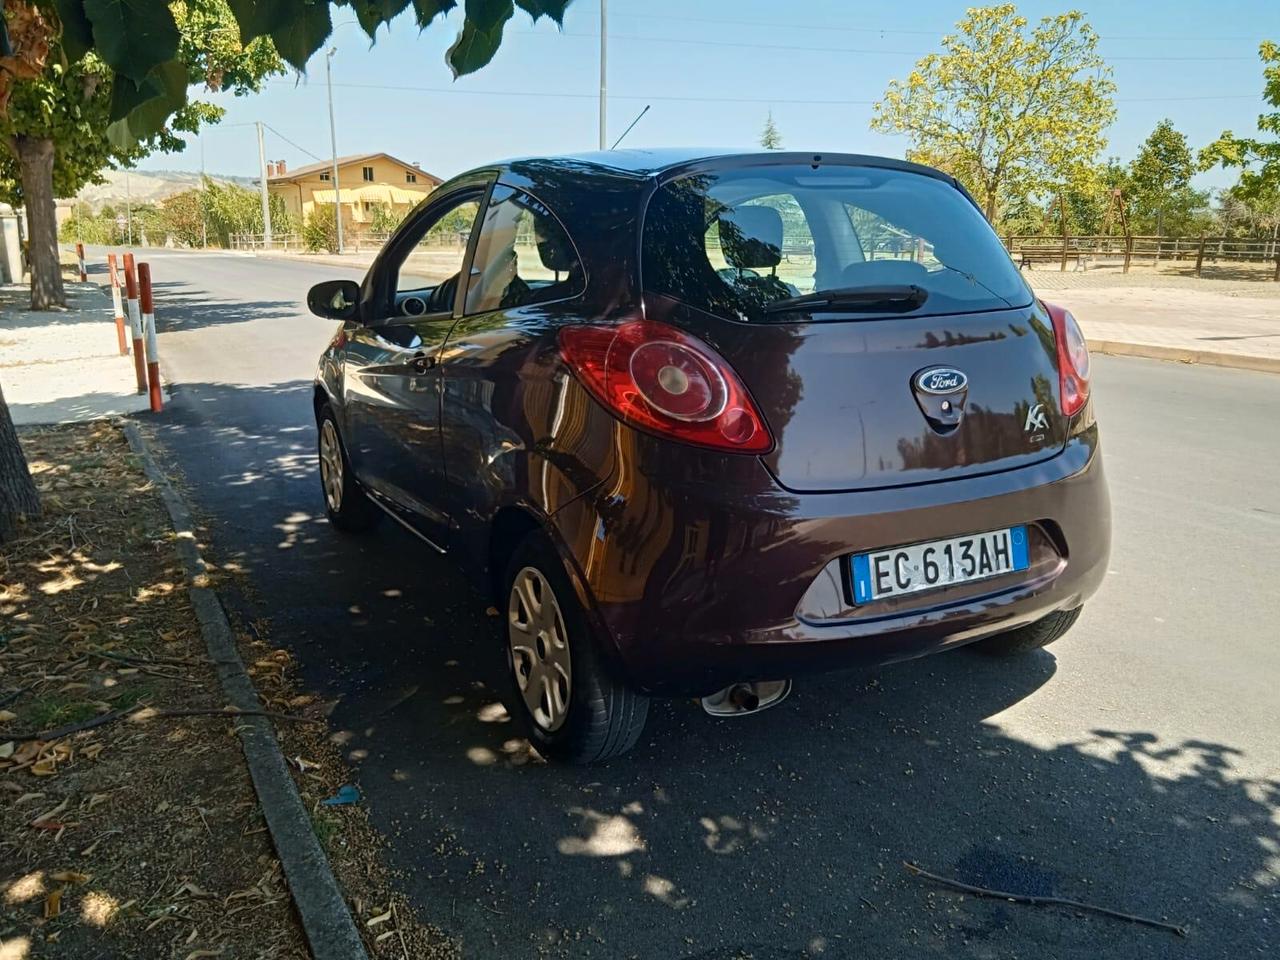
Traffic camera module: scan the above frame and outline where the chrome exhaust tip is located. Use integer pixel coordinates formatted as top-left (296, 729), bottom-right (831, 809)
top-left (700, 679), bottom-right (792, 717)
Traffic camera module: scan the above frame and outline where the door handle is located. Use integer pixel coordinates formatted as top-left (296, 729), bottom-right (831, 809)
top-left (410, 352), bottom-right (435, 374)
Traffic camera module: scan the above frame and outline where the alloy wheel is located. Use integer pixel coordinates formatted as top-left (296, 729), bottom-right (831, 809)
top-left (319, 418), bottom-right (344, 513)
top-left (507, 566), bottom-right (572, 732)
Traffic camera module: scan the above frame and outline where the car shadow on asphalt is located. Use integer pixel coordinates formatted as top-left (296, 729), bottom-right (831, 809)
top-left (150, 379), bottom-right (1279, 960)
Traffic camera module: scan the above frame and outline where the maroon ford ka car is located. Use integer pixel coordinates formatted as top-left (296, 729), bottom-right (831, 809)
top-left (309, 149), bottom-right (1111, 762)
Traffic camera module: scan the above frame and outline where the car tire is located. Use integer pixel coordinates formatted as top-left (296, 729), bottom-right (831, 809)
top-left (503, 534), bottom-right (649, 764)
top-left (317, 404), bottom-right (381, 534)
top-left (971, 606), bottom-right (1082, 656)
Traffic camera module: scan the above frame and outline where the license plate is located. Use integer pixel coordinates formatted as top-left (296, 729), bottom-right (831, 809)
top-left (850, 526), bottom-right (1029, 604)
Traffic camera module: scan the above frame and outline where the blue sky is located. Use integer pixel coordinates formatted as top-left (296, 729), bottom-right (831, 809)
top-left (143, 0), bottom-right (1280, 194)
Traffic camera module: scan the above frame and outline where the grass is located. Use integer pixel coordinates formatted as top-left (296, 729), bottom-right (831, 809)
top-left (24, 695), bottom-right (99, 731)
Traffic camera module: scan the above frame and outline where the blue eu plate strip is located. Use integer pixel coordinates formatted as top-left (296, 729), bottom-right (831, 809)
top-left (851, 553), bottom-right (872, 605)
top-left (1010, 524), bottom-right (1029, 571)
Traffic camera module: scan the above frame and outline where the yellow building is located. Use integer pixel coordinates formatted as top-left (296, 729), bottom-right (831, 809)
top-left (266, 153), bottom-right (441, 234)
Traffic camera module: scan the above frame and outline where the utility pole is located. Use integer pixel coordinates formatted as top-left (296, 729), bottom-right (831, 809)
top-left (125, 171), bottom-right (132, 245)
top-left (598, 0), bottom-right (607, 150)
top-left (256, 120), bottom-right (273, 248)
top-left (326, 48), bottom-right (345, 254)
top-left (199, 132), bottom-right (208, 249)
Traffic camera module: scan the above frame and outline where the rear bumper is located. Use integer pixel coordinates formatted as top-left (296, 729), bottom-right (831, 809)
top-left (557, 428), bottom-right (1110, 697)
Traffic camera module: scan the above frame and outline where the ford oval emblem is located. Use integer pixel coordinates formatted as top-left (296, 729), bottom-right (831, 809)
top-left (915, 367), bottom-right (969, 395)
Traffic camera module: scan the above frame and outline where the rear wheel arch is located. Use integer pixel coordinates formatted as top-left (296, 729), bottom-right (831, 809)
top-left (489, 505), bottom-right (544, 604)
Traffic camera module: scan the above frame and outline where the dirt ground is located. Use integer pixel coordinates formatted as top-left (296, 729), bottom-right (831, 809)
top-left (0, 421), bottom-right (457, 959)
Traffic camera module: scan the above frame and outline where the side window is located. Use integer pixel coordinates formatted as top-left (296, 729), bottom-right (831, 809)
top-left (464, 187), bottom-right (584, 315)
top-left (394, 197), bottom-right (480, 294)
top-left (845, 203), bottom-right (942, 268)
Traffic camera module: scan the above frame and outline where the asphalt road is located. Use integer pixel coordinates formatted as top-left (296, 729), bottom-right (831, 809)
top-left (108, 249), bottom-right (1280, 959)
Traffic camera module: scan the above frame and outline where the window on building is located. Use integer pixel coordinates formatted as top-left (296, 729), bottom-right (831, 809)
top-left (405, 172), bottom-right (417, 184)
top-left (464, 186), bottom-right (584, 314)
top-left (362, 166), bottom-right (374, 182)
top-left (319, 171), bottom-right (331, 181)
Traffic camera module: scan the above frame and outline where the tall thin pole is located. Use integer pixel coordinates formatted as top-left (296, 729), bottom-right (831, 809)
top-left (326, 49), bottom-right (345, 255)
top-left (125, 172), bottom-right (132, 245)
top-left (199, 132), bottom-right (208, 249)
top-left (256, 121), bottom-right (273, 248)
top-left (598, 0), bottom-right (607, 150)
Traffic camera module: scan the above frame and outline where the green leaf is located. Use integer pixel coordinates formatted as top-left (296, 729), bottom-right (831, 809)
top-left (347, 0), bottom-right (413, 39)
top-left (271, 2), bottom-right (335, 71)
top-left (447, 0), bottom-right (513, 77)
top-left (105, 59), bottom-right (190, 149)
top-left (53, 0), bottom-right (96, 63)
top-left (83, 0), bottom-right (181, 82)
top-left (412, 0), bottom-right (458, 28)
top-left (227, 0), bottom-right (305, 43)
top-left (514, 0), bottom-right (570, 24)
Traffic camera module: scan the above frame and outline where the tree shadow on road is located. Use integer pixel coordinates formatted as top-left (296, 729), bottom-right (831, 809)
top-left (148, 379), bottom-right (1280, 960)
top-left (148, 280), bottom-right (300, 331)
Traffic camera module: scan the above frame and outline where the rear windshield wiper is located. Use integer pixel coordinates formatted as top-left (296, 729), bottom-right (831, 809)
top-left (763, 284), bottom-right (928, 315)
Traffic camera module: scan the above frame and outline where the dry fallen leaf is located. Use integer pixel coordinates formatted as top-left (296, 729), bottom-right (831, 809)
top-left (44, 887), bottom-right (63, 919)
top-left (366, 907), bottom-right (393, 928)
top-left (0, 709), bottom-right (17, 722)
top-left (52, 870), bottom-right (91, 884)
top-left (0, 741), bottom-right (14, 759)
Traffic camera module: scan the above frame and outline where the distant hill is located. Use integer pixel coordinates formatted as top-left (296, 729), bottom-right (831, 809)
top-left (65, 169), bottom-right (258, 210)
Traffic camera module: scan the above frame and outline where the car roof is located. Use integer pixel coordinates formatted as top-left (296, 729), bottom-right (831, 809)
top-left (478, 148), bottom-right (955, 183)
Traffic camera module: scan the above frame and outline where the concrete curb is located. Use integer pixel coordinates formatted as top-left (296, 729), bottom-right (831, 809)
top-left (121, 421), bottom-right (368, 960)
top-left (1087, 339), bottom-right (1280, 375)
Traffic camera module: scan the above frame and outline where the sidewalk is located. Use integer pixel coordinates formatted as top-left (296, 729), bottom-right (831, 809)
top-left (1028, 272), bottom-right (1280, 373)
top-left (1, 282), bottom-right (151, 425)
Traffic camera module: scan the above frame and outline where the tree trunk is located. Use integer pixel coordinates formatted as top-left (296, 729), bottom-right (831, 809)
top-left (0, 380), bottom-right (41, 543)
top-left (15, 135), bottom-right (65, 310)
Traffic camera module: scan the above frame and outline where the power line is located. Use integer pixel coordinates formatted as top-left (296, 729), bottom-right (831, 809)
top-left (262, 123), bottom-right (324, 162)
top-left (279, 80), bottom-right (1259, 106)
top-left (538, 31), bottom-right (1257, 62)
top-left (588, 12), bottom-right (1266, 44)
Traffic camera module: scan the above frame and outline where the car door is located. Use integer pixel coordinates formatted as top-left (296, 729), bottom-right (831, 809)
top-left (342, 182), bottom-right (490, 549)
top-left (434, 184), bottom-right (589, 525)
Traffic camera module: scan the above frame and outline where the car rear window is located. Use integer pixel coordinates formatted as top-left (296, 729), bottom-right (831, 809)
top-left (641, 162), bottom-right (1032, 322)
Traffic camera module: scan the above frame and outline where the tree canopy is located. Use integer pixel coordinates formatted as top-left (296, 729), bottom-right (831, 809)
top-left (1200, 40), bottom-right (1280, 203)
top-left (0, 1), bottom-right (573, 149)
top-left (1125, 119), bottom-right (1208, 235)
top-left (870, 4), bottom-right (1115, 222)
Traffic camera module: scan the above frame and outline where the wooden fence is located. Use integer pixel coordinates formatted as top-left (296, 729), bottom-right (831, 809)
top-left (1001, 234), bottom-right (1280, 279)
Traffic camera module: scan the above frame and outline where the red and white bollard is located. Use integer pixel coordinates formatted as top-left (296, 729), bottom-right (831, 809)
top-left (138, 262), bottom-right (163, 413)
top-left (107, 253), bottom-right (129, 356)
top-left (122, 253), bottom-right (147, 395)
top-left (75, 242), bottom-right (87, 282)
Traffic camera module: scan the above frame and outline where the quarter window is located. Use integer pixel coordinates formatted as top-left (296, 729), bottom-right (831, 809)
top-left (406, 172), bottom-right (417, 184)
top-left (464, 187), bottom-right (584, 314)
top-left (319, 170), bottom-right (331, 181)
top-left (362, 166), bottom-right (374, 182)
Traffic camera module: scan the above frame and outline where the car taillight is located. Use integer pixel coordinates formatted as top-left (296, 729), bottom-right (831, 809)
top-left (1045, 302), bottom-right (1090, 417)
top-left (558, 319), bottom-right (773, 453)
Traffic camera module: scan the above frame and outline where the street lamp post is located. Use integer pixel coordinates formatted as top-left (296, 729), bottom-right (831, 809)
top-left (598, 0), bottom-right (607, 150)
top-left (326, 48), bottom-right (345, 255)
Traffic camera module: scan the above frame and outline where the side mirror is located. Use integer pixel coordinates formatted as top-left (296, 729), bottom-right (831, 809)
top-left (307, 279), bottom-right (360, 321)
